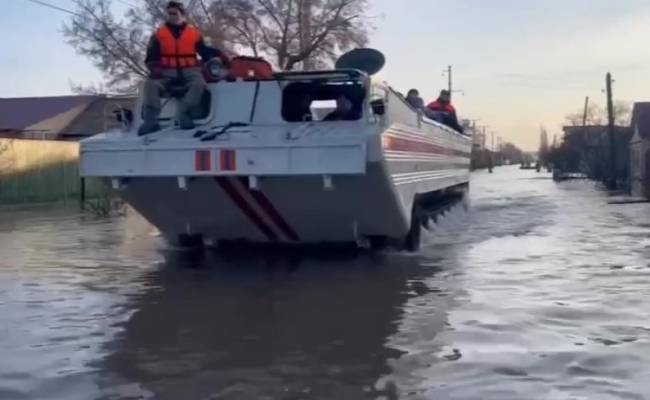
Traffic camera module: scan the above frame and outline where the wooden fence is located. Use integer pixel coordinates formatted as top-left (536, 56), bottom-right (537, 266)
top-left (0, 138), bottom-right (103, 204)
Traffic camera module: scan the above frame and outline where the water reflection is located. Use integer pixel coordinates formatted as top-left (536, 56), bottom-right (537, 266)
top-left (0, 203), bottom-right (456, 399)
top-left (96, 249), bottom-right (450, 400)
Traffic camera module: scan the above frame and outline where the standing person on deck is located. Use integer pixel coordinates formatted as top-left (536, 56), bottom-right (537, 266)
top-left (139, 1), bottom-right (227, 135)
top-left (426, 90), bottom-right (463, 133)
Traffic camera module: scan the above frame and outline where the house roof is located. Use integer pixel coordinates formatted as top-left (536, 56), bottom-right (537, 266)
top-left (0, 95), bottom-right (96, 131)
top-left (631, 102), bottom-right (650, 139)
top-left (60, 97), bottom-right (135, 138)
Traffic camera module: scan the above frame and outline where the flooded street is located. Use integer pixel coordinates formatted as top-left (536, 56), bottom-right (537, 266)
top-left (2, 166), bottom-right (650, 400)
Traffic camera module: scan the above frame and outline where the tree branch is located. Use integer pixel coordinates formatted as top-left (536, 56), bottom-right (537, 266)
top-left (73, 0), bottom-right (148, 76)
top-left (255, 0), bottom-right (285, 31)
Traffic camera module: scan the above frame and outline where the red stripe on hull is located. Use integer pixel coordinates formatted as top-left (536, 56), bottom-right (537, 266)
top-left (383, 136), bottom-right (470, 158)
top-left (215, 177), bottom-right (278, 241)
top-left (239, 177), bottom-right (300, 242)
top-left (195, 150), bottom-right (211, 171)
top-left (220, 150), bottom-right (237, 171)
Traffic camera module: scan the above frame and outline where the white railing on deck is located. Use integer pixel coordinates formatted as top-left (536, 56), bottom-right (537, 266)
top-left (385, 87), bottom-right (420, 129)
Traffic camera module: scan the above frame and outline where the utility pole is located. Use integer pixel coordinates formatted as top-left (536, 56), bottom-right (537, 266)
top-left (579, 96), bottom-right (590, 175)
top-left (497, 136), bottom-right (502, 166)
top-left (488, 129), bottom-right (495, 173)
top-left (468, 119), bottom-right (480, 136)
top-left (482, 126), bottom-right (487, 149)
top-left (442, 65), bottom-right (456, 100)
top-left (606, 73), bottom-right (617, 189)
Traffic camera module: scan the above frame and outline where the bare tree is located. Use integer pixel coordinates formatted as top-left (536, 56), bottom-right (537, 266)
top-left (64, 0), bottom-right (370, 92)
top-left (499, 142), bottom-right (525, 165)
top-left (210, 0), bottom-right (370, 70)
top-left (613, 100), bottom-right (632, 126)
top-left (539, 126), bottom-right (549, 162)
top-left (63, 0), bottom-right (152, 93)
top-left (564, 101), bottom-right (632, 127)
top-left (564, 103), bottom-right (605, 126)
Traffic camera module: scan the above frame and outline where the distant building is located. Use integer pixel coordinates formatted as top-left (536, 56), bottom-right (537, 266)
top-left (472, 130), bottom-right (486, 151)
top-left (465, 125), bottom-right (490, 170)
top-left (0, 95), bottom-right (135, 141)
top-left (629, 102), bottom-right (650, 198)
top-left (562, 125), bottom-right (632, 182)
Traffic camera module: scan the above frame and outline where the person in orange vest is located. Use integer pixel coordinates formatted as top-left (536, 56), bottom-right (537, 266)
top-left (139, 1), bottom-right (226, 135)
top-left (426, 90), bottom-right (463, 133)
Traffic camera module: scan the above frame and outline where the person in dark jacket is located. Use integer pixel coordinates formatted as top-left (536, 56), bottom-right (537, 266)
top-left (324, 95), bottom-right (357, 121)
top-left (405, 88), bottom-right (425, 111)
top-left (139, 1), bottom-right (226, 135)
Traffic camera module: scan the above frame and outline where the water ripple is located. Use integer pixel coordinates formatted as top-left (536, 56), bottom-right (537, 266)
top-left (2, 169), bottom-right (650, 399)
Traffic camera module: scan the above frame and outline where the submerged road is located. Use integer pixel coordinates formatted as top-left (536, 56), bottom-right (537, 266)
top-left (1, 166), bottom-right (650, 399)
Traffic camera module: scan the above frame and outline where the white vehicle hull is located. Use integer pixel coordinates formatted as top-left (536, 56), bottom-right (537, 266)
top-left (80, 75), bottom-right (471, 247)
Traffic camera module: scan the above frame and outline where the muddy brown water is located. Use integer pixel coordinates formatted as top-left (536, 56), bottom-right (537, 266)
top-left (1, 167), bottom-right (650, 399)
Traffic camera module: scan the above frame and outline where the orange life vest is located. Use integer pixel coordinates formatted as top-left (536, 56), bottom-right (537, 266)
top-left (156, 24), bottom-right (200, 69)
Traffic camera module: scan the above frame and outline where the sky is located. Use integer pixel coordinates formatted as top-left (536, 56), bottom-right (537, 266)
top-left (3, 0), bottom-right (650, 150)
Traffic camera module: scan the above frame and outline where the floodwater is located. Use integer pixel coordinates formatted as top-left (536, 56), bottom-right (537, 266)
top-left (2, 166), bottom-right (650, 400)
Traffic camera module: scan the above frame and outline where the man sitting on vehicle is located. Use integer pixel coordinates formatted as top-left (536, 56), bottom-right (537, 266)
top-left (139, 1), bottom-right (227, 135)
top-left (426, 90), bottom-right (463, 133)
top-left (323, 95), bottom-right (358, 121)
top-left (405, 88), bottom-right (425, 111)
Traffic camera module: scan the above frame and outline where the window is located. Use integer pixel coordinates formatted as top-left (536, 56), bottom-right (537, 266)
top-left (282, 81), bottom-right (365, 122)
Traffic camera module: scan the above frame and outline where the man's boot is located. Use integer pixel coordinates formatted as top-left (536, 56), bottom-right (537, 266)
top-left (138, 106), bottom-right (161, 136)
top-left (178, 102), bottom-right (196, 130)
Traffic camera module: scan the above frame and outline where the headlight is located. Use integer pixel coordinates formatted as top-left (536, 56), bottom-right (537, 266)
top-left (206, 59), bottom-right (228, 80)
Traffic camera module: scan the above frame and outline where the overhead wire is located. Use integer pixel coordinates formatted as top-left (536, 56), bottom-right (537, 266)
top-left (23, 0), bottom-right (79, 15)
top-left (25, 0), bottom-right (149, 76)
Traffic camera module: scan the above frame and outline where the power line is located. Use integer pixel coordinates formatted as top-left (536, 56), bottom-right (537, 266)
top-left (25, 0), bottom-right (148, 75)
top-left (25, 0), bottom-right (141, 15)
top-left (23, 0), bottom-right (79, 16)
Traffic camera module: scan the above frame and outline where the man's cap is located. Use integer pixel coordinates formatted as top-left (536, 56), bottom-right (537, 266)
top-left (440, 89), bottom-right (450, 96)
top-left (166, 1), bottom-right (186, 14)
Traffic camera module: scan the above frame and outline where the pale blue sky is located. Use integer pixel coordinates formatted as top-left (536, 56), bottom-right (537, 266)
top-left (3, 0), bottom-right (650, 149)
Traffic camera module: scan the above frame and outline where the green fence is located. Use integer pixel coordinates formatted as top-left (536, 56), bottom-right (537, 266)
top-left (0, 139), bottom-right (104, 205)
top-left (0, 161), bottom-right (106, 204)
